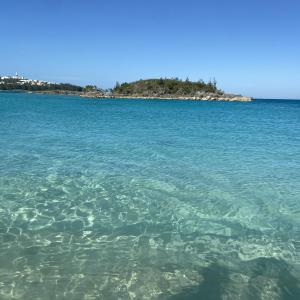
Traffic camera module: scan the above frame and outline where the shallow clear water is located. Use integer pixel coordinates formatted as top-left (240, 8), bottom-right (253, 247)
top-left (0, 92), bottom-right (299, 299)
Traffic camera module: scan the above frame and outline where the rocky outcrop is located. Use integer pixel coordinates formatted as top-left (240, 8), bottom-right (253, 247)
top-left (109, 79), bottom-right (252, 102)
top-left (96, 93), bottom-right (252, 102)
top-left (36, 90), bottom-right (251, 102)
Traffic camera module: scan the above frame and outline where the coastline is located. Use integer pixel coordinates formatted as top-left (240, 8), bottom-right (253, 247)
top-left (0, 89), bottom-right (252, 102)
top-left (0, 77), bottom-right (252, 102)
top-left (31, 90), bottom-right (252, 102)
top-left (100, 95), bottom-right (252, 102)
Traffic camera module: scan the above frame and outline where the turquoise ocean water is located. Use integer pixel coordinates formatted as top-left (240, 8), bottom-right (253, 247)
top-left (0, 92), bottom-right (299, 299)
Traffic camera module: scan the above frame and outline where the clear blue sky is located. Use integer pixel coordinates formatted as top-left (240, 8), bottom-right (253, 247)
top-left (1, 0), bottom-right (300, 99)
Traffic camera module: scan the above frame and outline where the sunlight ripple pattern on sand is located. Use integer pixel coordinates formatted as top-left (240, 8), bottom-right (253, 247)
top-left (0, 93), bottom-right (299, 299)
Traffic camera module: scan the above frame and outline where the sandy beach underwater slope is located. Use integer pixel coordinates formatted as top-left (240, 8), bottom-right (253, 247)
top-left (0, 93), bottom-right (299, 299)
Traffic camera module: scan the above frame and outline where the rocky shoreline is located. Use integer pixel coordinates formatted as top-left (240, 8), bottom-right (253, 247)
top-left (32, 90), bottom-right (252, 102)
top-left (103, 94), bottom-right (252, 102)
top-left (80, 92), bottom-right (252, 102)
